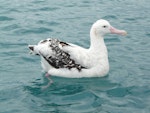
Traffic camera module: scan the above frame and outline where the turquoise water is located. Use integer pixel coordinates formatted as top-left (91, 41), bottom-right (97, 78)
top-left (0, 0), bottom-right (150, 112)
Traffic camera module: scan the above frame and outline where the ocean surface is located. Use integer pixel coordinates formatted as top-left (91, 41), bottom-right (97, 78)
top-left (0, 0), bottom-right (150, 113)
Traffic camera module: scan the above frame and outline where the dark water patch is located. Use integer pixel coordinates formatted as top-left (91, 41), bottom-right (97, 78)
top-left (32, 0), bottom-right (45, 4)
top-left (125, 17), bottom-right (136, 21)
top-left (24, 85), bottom-right (42, 95)
top-left (124, 17), bottom-right (139, 24)
top-left (50, 85), bottom-right (84, 96)
top-left (39, 7), bottom-right (59, 11)
top-left (146, 33), bottom-right (150, 37)
top-left (65, 4), bottom-right (75, 7)
top-left (0, 16), bottom-right (14, 21)
top-left (23, 78), bottom-right (45, 95)
top-left (82, 0), bottom-right (91, 3)
top-left (8, 8), bottom-right (21, 13)
top-left (107, 87), bottom-right (130, 97)
top-left (37, 20), bottom-right (60, 26)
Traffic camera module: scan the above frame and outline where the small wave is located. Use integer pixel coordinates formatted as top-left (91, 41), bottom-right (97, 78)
top-left (37, 20), bottom-right (60, 26)
top-left (0, 16), bottom-right (14, 21)
top-left (39, 7), bottom-right (59, 11)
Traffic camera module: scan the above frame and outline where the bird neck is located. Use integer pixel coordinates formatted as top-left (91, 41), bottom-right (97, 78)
top-left (89, 27), bottom-right (107, 53)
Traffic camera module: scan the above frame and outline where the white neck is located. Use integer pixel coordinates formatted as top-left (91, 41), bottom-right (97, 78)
top-left (89, 27), bottom-right (107, 54)
top-left (88, 26), bottom-right (109, 72)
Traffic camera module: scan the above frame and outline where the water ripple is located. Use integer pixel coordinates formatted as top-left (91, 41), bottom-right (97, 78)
top-left (37, 20), bottom-right (60, 26)
top-left (38, 7), bottom-right (59, 11)
top-left (0, 16), bottom-right (14, 21)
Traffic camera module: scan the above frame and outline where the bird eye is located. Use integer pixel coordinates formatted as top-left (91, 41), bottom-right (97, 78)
top-left (103, 25), bottom-right (107, 28)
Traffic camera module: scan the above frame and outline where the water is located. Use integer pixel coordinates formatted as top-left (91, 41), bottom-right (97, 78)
top-left (0, 0), bottom-right (150, 112)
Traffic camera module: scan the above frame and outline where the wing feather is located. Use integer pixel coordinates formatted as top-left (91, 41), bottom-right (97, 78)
top-left (39, 38), bottom-right (86, 71)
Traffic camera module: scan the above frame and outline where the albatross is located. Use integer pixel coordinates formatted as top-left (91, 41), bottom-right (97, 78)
top-left (28, 19), bottom-right (127, 85)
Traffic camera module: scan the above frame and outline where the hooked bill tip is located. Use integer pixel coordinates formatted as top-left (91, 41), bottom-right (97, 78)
top-left (121, 31), bottom-right (127, 36)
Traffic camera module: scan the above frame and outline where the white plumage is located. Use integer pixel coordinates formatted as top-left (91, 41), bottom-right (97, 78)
top-left (29, 19), bottom-right (127, 79)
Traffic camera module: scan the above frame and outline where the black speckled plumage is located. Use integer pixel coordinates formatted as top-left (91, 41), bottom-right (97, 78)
top-left (39, 38), bottom-right (86, 71)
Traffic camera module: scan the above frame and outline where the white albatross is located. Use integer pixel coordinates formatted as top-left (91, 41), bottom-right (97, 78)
top-left (28, 19), bottom-right (127, 85)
